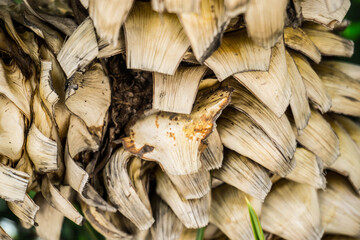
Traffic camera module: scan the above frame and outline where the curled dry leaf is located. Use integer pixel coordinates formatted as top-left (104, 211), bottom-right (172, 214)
top-left (80, 201), bottom-right (132, 240)
top-left (155, 169), bottom-right (210, 228)
top-left (7, 194), bottom-right (39, 227)
top-left (150, 195), bottom-right (184, 240)
top-left (124, 1), bottom-right (190, 75)
top-left (217, 108), bottom-right (295, 177)
top-left (34, 187), bottom-right (71, 240)
top-left (0, 163), bottom-right (29, 202)
top-left (153, 65), bottom-right (207, 114)
top-left (122, 87), bottom-right (232, 175)
top-left (234, 39), bottom-right (291, 117)
top-left (152, 0), bottom-right (201, 13)
top-left (89, 0), bottom-right (134, 45)
top-left (319, 172), bottom-right (360, 237)
top-left (97, 29), bottom-right (126, 58)
top-left (303, 27), bottom-right (354, 58)
top-left (178, 0), bottom-right (230, 63)
top-left (65, 63), bottom-right (111, 138)
top-left (326, 118), bottom-right (360, 193)
top-left (205, 29), bottom-right (271, 81)
top-left (224, 78), bottom-right (296, 160)
top-left (0, 60), bottom-right (32, 119)
top-left (322, 61), bottom-right (360, 81)
top-left (210, 184), bottom-right (262, 240)
top-left (0, 226), bottom-right (12, 240)
top-left (167, 165), bottom-right (211, 200)
top-left (334, 115), bottom-right (360, 147)
top-left (314, 64), bottom-right (360, 117)
top-left (41, 176), bottom-right (83, 225)
top-left (224, 0), bottom-right (248, 17)
top-left (213, 149), bottom-right (271, 201)
top-left (285, 51), bottom-right (311, 132)
top-left (26, 123), bottom-right (58, 173)
top-left (22, 12), bottom-right (64, 55)
top-left (286, 148), bottom-right (326, 189)
top-left (104, 147), bottom-right (154, 230)
top-left (299, 0), bottom-right (350, 28)
top-left (0, 95), bottom-right (24, 161)
top-left (290, 51), bottom-right (332, 113)
top-left (200, 129), bottom-right (223, 170)
top-left (245, 0), bottom-right (288, 48)
top-left (57, 17), bottom-right (98, 79)
top-left (284, 27), bottom-right (322, 64)
top-left (261, 179), bottom-right (324, 240)
top-left (296, 109), bottom-right (339, 166)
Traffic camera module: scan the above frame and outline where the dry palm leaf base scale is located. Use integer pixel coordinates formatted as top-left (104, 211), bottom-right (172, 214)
top-left (0, 0), bottom-right (359, 240)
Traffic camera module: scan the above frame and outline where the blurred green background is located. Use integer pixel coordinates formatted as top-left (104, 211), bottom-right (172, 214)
top-left (1, 0), bottom-right (360, 239)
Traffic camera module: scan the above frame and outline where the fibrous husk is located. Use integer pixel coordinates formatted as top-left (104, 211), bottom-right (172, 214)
top-left (124, 1), bottom-right (190, 75)
top-left (322, 61), bottom-right (360, 81)
top-left (155, 169), bottom-right (210, 228)
top-left (150, 195), bottom-right (184, 240)
top-left (284, 27), bottom-right (321, 63)
top-left (104, 147), bottom-right (154, 230)
top-left (65, 63), bottom-right (111, 138)
top-left (0, 60), bottom-right (32, 119)
top-left (80, 201), bottom-right (132, 240)
top-left (286, 147), bottom-right (325, 189)
top-left (41, 176), bottom-right (83, 225)
top-left (0, 95), bottom-right (25, 161)
top-left (204, 29), bottom-right (271, 81)
top-left (122, 87), bottom-right (232, 175)
top-left (178, 0), bottom-right (230, 63)
top-left (7, 194), bottom-right (39, 227)
top-left (319, 172), bottom-right (360, 237)
top-left (326, 118), bottom-right (360, 193)
top-left (261, 179), bottom-right (324, 240)
top-left (210, 184), bottom-right (262, 240)
top-left (314, 63), bottom-right (360, 117)
top-left (245, 0), bottom-right (288, 48)
top-left (224, 0), bottom-right (248, 17)
top-left (333, 115), bottom-right (360, 147)
top-left (167, 165), bottom-right (210, 200)
top-left (291, 51), bottom-right (331, 113)
top-left (213, 149), bottom-right (272, 200)
top-left (26, 123), bottom-right (58, 173)
top-left (57, 17), bottom-right (98, 79)
top-left (0, 226), bottom-right (12, 240)
top-left (89, 0), bottom-right (133, 46)
top-left (0, 163), bottom-right (29, 202)
top-left (200, 129), bottom-right (223, 170)
top-left (217, 108), bottom-right (295, 177)
top-left (299, 0), bottom-right (350, 28)
top-left (233, 39), bottom-right (291, 117)
top-left (223, 78), bottom-right (296, 160)
top-left (285, 51), bottom-right (311, 132)
top-left (296, 109), bottom-right (339, 166)
top-left (303, 27), bottom-right (354, 58)
top-left (151, 0), bottom-right (201, 13)
top-left (153, 65), bottom-right (207, 114)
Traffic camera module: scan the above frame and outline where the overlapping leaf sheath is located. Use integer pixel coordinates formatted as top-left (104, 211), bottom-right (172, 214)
top-left (0, 0), bottom-right (359, 239)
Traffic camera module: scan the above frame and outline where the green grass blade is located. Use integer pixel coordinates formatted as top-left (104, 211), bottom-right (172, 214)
top-left (245, 197), bottom-right (264, 240)
top-left (195, 227), bottom-right (205, 240)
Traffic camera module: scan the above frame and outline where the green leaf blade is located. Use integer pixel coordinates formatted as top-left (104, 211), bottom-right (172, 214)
top-left (245, 196), bottom-right (265, 240)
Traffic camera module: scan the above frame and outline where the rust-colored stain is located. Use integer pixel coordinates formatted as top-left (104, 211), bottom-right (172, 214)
top-left (155, 115), bottom-right (159, 128)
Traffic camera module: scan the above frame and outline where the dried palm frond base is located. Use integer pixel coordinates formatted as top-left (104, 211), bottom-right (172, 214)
top-left (0, 0), bottom-right (359, 240)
